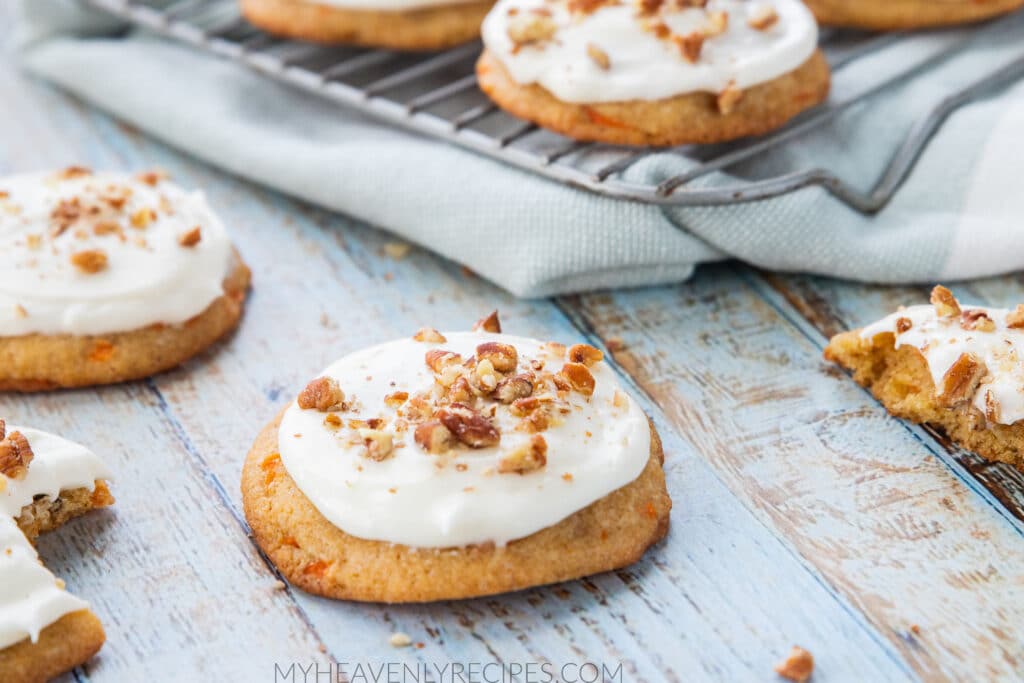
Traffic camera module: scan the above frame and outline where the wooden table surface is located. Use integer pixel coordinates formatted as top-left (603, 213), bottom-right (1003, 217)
top-left (3, 13), bottom-right (1024, 683)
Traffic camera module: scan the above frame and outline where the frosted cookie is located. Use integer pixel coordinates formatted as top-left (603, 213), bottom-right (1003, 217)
top-left (0, 422), bottom-right (114, 682)
top-left (476, 0), bottom-right (830, 146)
top-left (238, 0), bottom-right (494, 50)
top-left (242, 313), bottom-right (671, 602)
top-left (0, 167), bottom-right (250, 391)
top-left (803, 0), bottom-right (1024, 30)
top-left (825, 286), bottom-right (1024, 472)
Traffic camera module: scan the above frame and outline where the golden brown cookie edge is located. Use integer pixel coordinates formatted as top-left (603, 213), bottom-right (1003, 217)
top-left (804, 0), bottom-right (1024, 30)
top-left (475, 48), bottom-right (831, 147)
top-left (0, 254), bottom-right (251, 392)
top-left (0, 609), bottom-right (106, 683)
top-left (239, 0), bottom-right (493, 50)
top-left (242, 410), bottom-right (671, 602)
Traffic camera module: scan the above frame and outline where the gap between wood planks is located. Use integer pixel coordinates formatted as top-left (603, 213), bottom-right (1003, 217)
top-left (742, 266), bottom-right (1024, 537)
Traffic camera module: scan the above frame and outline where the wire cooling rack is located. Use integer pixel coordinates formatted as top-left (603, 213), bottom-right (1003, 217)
top-left (78, 0), bottom-right (1024, 211)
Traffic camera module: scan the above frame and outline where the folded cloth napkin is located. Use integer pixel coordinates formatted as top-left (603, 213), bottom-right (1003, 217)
top-left (13, 1), bottom-right (1024, 296)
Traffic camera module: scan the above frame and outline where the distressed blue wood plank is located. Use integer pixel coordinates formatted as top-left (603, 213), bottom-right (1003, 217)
top-left (572, 269), bottom-right (1024, 682)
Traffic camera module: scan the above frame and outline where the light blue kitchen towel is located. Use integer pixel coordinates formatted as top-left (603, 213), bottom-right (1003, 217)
top-left (13, 1), bottom-right (1024, 296)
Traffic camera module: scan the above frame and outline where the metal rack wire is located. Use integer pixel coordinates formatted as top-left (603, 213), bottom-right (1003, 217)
top-left (78, 0), bottom-right (1024, 211)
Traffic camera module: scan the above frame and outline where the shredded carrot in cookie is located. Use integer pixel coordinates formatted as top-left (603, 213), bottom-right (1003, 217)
top-left (583, 107), bottom-right (633, 130)
top-left (88, 340), bottom-right (115, 362)
top-left (302, 560), bottom-right (329, 578)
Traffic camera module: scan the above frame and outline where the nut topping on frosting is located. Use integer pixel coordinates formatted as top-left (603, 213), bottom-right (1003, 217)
top-left (178, 226), bottom-right (202, 247)
top-left (438, 403), bottom-right (501, 448)
top-left (931, 285), bottom-right (961, 318)
top-left (0, 423), bottom-right (34, 481)
top-left (298, 376), bottom-right (347, 412)
top-left (859, 286), bottom-right (1024, 426)
top-left (498, 435), bottom-right (547, 474)
top-left (748, 4), bottom-right (778, 30)
top-left (70, 249), bottom-right (108, 274)
top-left (473, 310), bottom-right (502, 333)
top-left (0, 170), bottom-right (235, 337)
top-left (483, 0), bottom-right (818, 105)
top-left (413, 327), bottom-right (447, 343)
top-left (277, 321), bottom-right (651, 547)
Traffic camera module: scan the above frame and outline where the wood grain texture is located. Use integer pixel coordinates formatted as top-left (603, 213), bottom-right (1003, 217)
top-left (2, 7), bottom-right (1022, 681)
top-left (570, 268), bottom-right (1024, 682)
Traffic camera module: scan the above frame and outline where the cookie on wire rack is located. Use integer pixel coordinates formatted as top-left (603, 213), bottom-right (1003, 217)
top-left (476, 0), bottom-right (830, 147)
top-left (804, 0), bottom-right (1024, 31)
top-left (239, 0), bottom-right (494, 50)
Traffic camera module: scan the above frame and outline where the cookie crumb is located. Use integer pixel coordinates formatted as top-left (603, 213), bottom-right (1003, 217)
top-left (383, 242), bottom-right (412, 260)
top-left (273, 580), bottom-right (287, 591)
top-left (389, 632), bottom-right (412, 648)
top-left (774, 646), bottom-right (814, 683)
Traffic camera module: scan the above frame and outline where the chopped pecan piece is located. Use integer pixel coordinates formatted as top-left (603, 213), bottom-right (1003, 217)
top-left (1007, 304), bottom-right (1024, 329)
top-left (425, 349), bottom-right (463, 374)
top-left (961, 309), bottom-right (996, 332)
top-left (55, 166), bottom-right (92, 180)
top-left (930, 285), bottom-right (960, 318)
top-left (0, 430), bottom-right (34, 481)
top-left (384, 391), bottom-right (409, 408)
top-left (510, 396), bottom-right (541, 416)
top-left (178, 226), bottom-right (202, 247)
top-left (517, 406), bottom-right (551, 433)
top-left (476, 342), bottom-right (518, 372)
top-left (130, 208), bottom-right (157, 229)
top-left (774, 646), bottom-right (814, 683)
top-left (938, 353), bottom-right (987, 407)
top-left (472, 359), bottom-right (500, 393)
top-left (297, 376), bottom-right (346, 412)
top-left (674, 31), bottom-right (705, 63)
top-left (437, 403), bottom-right (500, 448)
top-left (586, 43), bottom-right (610, 70)
top-left (473, 310), bottom-right (502, 333)
top-left (703, 10), bottom-right (728, 36)
top-left (895, 317), bottom-right (912, 333)
top-left (494, 375), bottom-right (534, 404)
top-left (448, 376), bottom-right (474, 404)
top-left (414, 421), bottom-right (454, 454)
top-left (717, 82), bottom-right (744, 114)
top-left (359, 429), bottom-right (394, 461)
top-left (405, 395), bottom-right (433, 421)
top-left (506, 14), bottom-right (557, 46)
top-left (748, 5), bottom-right (778, 30)
top-left (70, 249), bottom-right (108, 274)
top-left (558, 362), bottom-right (596, 397)
top-left (498, 435), bottom-right (547, 474)
top-left (568, 343), bottom-right (604, 366)
top-left (50, 197), bottom-right (82, 237)
top-left (413, 327), bottom-right (447, 343)
top-left (984, 390), bottom-right (1000, 424)
top-left (136, 170), bottom-right (168, 186)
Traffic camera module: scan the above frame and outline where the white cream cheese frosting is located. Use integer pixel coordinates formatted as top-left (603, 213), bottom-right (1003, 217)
top-left (278, 331), bottom-right (651, 548)
top-left (0, 426), bottom-right (111, 650)
top-left (861, 297), bottom-right (1024, 426)
top-left (304, 0), bottom-right (482, 11)
top-left (481, 0), bottom-right (818, 103)
top-left (0, 168), bottom-right (234, 337)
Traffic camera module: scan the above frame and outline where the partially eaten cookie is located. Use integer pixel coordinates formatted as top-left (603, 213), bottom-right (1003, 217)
top-left (825, 286), bottom-right (1024, 471)
top-left (0, 422), bottom-right (114, 682)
